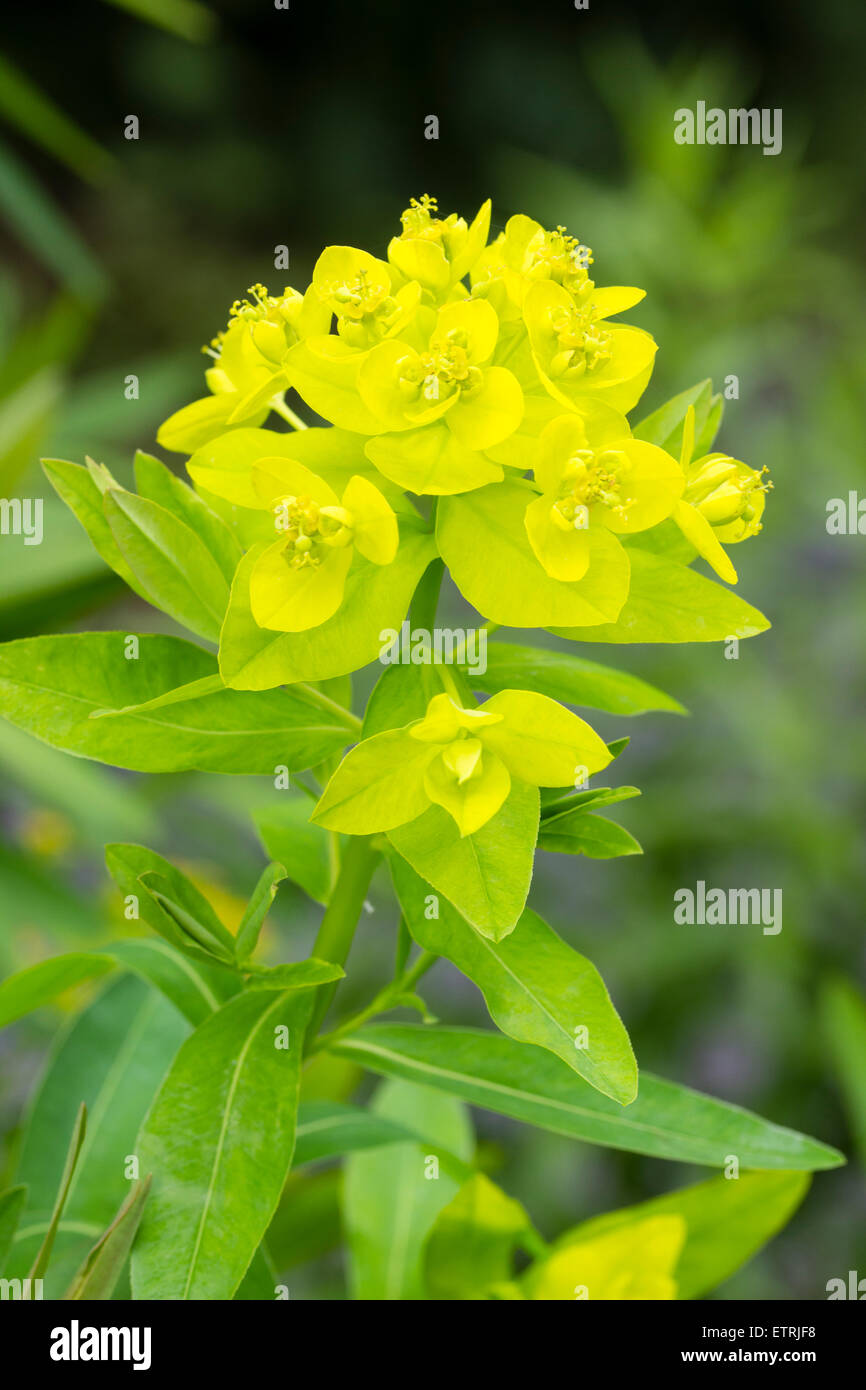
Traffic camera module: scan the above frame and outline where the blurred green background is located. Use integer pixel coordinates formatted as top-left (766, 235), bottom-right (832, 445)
top-left (1, 0), bottom-right (864, 1299)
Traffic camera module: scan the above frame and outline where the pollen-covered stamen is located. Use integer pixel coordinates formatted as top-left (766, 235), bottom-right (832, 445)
top-left (273, 493), bottom-right (355, 570)
top-left (548, 303), bottom-right (612, 379)
top-left (529, 226), bottom-right (595, 296)
top-left (399, 329), bottom-right (483, 403)
top-left (553, 449), bottom-right (627, 528)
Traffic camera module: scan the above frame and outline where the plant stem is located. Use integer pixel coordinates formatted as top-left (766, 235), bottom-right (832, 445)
top-left (309, 949), bottom-right (438, 1056)
top-left (305, 836), bottom-right (380, 1047)
top-left (272, 398), bottom-right (309, 430)
top-left (297, 682), bottom-right (363, 735)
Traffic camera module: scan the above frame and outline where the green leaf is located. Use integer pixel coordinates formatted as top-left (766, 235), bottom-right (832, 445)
top-left (7, 976), bottom-right (188, 1297)
top-left (0, 633), bottom-right (355, 773)
top-left (0, 54), bottom-right (113, 183)
top-left (473, 641), bottom-right (685, 716)
top-left (140, 872), bottom-right (238, 963)
top-left (389, 855), bottom-right (637, 1104)
top-left (105, 842), bottom-right (238, 969)
top-left (538, 812), bottom-right (643, 858)
top-left (634, 379), bottom-right (716, 453)
top-left (107, 938), bottom-right (228, 1026)
top-left (553, 548), bottom-right (770, 643)
top-left (333, 1025), bottom-right (844, 1170)
top-left (541, 785), bottom-right (641, 819)
top-left (343, 1079), bottom-right (473, 1300)
top-left (42, 458), bottom-right (155, 603)
top-left (294, 1100), bottom-right (419, 1167)
top-left (133, 989), bottom-right (312, 1299)
top-left (101, 0), bottom-right (217, 44)
top-left (363, 660), bottom-right (443, 737)
top-left (28, 1102), bottom-right (87, 1280)
top-left (438, 480), bottom-right (629, 628)
top-left (103, 488), bottom-right (230, 642)
top-left (220, 527), bottom-right (436, 689)
top-left (388, 782), bottom-right (539, 941)
top-left (246, 960), bottom-right (345, 990)
top-left (254, 797), bottom-right (333, 905)
top-left (0, 953), bottom-right (115, 1029)
top-left (133, 450), bottom-right (242, 585)
top-left (424, 1173), bottom-right (534, 1299)
top-left (63, 1176), bottom-right (152, 1301)
top-left (0, 1186), bottom-right (27, 1275)
top-left (821, 976), bottom-right (866, 1166)
top-left (234, 862), bottom-right (287, 962)
top-left (551, 1170), bottom-right (810, 1301)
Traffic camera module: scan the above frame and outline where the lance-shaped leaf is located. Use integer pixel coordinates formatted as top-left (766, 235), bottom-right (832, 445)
top-left (132, 988), bottom-right (312, 1300)
top-left (107, 938), bottom-right (230, 1026)
top-left (389, 855), bottom-right (637, 1104)
top-left (133, 450), bottom-right (241, 585)
top-left (471, 642), bottom-right (685, 716)
top-left (245, 960), bottom-right (345, 990)
top-left (387, 782), bottom-right (539, 941)
top-left (293, 1101), bottom-right (420, 1167)
top-left (28, 1103), bottom-right (86, 1280)
top-left (332, 1025), bottom-right (844, 1170)
top-left (7, 976), bottom-right (188, 1298)
top-left (234, 862), bottom-right (287, 963)
top-left (103, 487), bottom-right (230, 642)
top-left (0, 953), bottom-right (115, 1029)
top-left (42, 457), bottom-right (154, 603)
top-left (63, 1176), bottom-right (152, 1301)
top-left (550, 1169), bottom-right (810, 1300)
top-left (538, 811), bottom-right (643, 859)
top-left (254, 798), bottom-right (333, 905)
top-left (821, 976), bottom-right (866, 1166)
top-left (0, 633), bottom-right (356, 774)
top-left (141, 871), bottom-right (238, 963)
top-left (343, 1079), bottom-right (473, 1301)
top-left (553, 548), bottom-right (770, 644)
top-left (634, 378), bottom-right (723, 456)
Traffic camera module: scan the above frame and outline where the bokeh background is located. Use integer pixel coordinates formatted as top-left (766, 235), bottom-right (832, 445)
top-left (1, 0), bottom-right (864, 1298)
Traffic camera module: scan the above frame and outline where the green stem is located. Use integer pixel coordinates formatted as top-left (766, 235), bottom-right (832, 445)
top-left (309, 949), bottom-right (438, 1056)
top-left (272, 397), bottom-right (309, 430)
top-left (305, 836), bottom-right (379, 1047)
top-left (297, 682), bottom-right (362, 735)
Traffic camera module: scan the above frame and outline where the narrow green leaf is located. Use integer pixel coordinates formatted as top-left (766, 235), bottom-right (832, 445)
top-left (8, 976), bottom-right (188, 1298)
top-left (133, 989), bottom-right (312, 1299)
top-left (235, 863), bottom-right (287, 963)
top-left (538, 812), bottom-right (643, 858)
top-left (0, 633), bottom-right (356, 774)
top-left (63, 1176), bottom-right (152, 1301)
top-left (103, 488), bottom-right (230, 641)
top-left (343, 1079), bottom-right (473, 1300)
top-left (389, 855), bottom-right (637, 1104)
top-left (0, 953), bottom-right (114, 1029)
top-left (472, 642), bottom-right (685, 716)
top-left (28, 1102), bottom-right (87, 1280)
top-left (294, 1100), bottom-right (419, 1167)
top-left (634, 379), bottom-right (718, 454)
top-left (333, 1025), bottom-right (844, 1170)
top-left (246, 959), bottom-right (345, 990)
top-left (541, 786), bottom-right (641, 820)
top-left (107, 938), bottom-right (228, 1026)
top-left (133, 450), bottom-right (241, 585)
top-left (141, 872), bottom-right (237, 962)
top-left (387, 782), bottom-right (539, 941)
top-left (42, 458), bottom-right (154, 602)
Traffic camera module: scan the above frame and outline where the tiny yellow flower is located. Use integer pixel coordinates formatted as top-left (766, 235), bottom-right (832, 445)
top-left (671, 406), bottom-right (771, 583)
top-left (387, 194), bottom-right (492, 301)
top-left (525, 410), bottom-right (685, 581)
top-left (247, 457), bottom-right (398, 632)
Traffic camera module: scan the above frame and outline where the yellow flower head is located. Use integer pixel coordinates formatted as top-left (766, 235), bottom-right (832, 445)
top-left (387, 195), bottom-right (492, 301)
top-left (312, 246), bottom-right (421, 350)
top-left (525, 410), bottom-right (685, 581)
top-left (671, 406), bottom-right (771, 584)
top-left (247, 457), bottom-right (398, 632)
